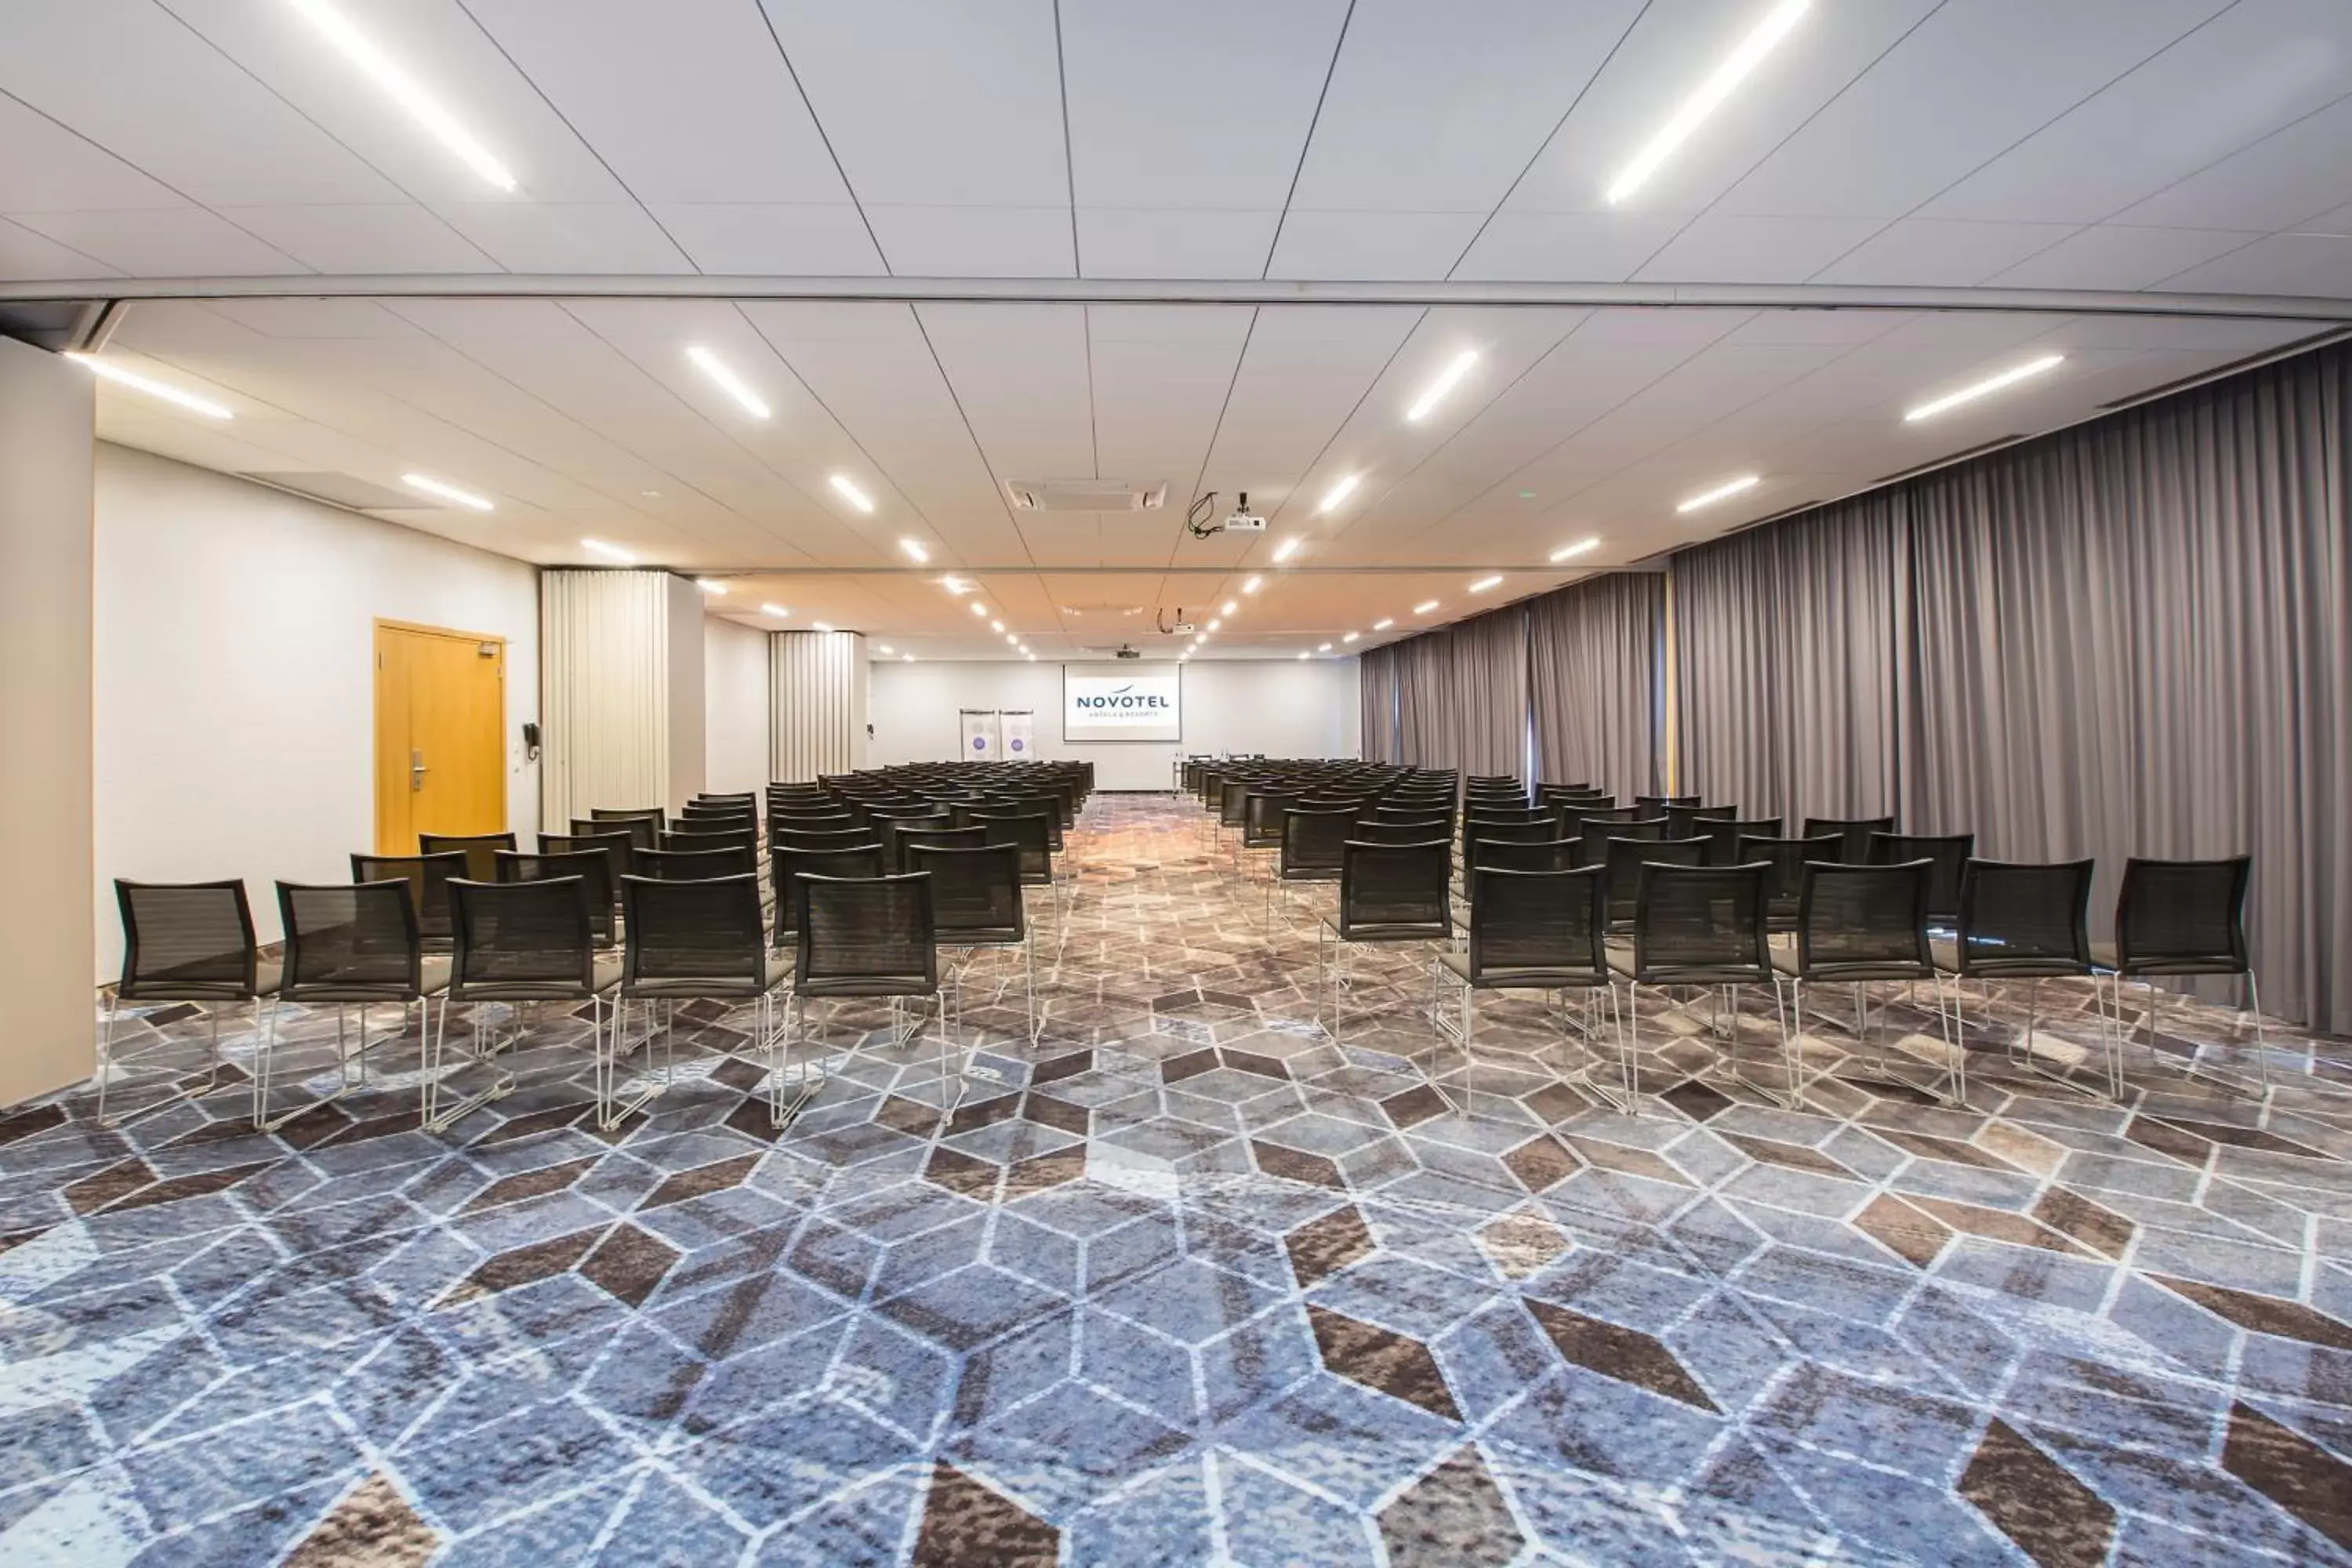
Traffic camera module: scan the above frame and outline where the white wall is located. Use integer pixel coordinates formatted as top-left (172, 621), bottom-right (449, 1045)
top-left (869, 658), bottom-right (1359, 789)
top-left (93, 445), bottom-right (541, 976)
top-left (704, 617), bottom-right (770, 794)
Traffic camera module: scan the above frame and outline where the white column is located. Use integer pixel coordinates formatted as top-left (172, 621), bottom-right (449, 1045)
top-left (540, 569), bottom-right (706, 827)
top-left (770, 630), bottom-right (869, 782)
top-left (0, 338), bottom-right (96, 1105)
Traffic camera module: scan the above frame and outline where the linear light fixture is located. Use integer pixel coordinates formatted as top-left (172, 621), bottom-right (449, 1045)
top-left (1026, 652), bottom-right (1036, 661)
top-left (1904, 354), bottom-right (2066, 423)
top-left (1549, 536), bottom-right (1601, 562)
top-left (1221, 599), bottom-right (1239, 615)
top-left (811, 620), bottom-right (834, 632)
top-left (64, 354), bottom-right (232, 419)
top-left (830, 474), bottom-right (876, 513)
top-left (1318, 473), bottom-right (1361, 514)
top-left (1606, 0), bottom-right (1811, 205)
top-left (902, 653), bottom-right (914, 662)
top-left (1341, 631), bottom-right (1359, 644)
top-left (684, 346), bottom-right (770, 419)
top-left (942, 575), bottom-right (970, 594)
top-left (401, 473), bottom-right (493, 511)
top-left (1298, 651), bottom-right (1311, 660)
top-left (898, 537), bottom-right (928, 563)
top-left (1006, 633), bottom-right (1019, 645)
top-left (1207, 619), bottom-right (1223, 632)
top-left (1413, 599), bottom-right (1440, 614)
top-left (1318, 642), bottom-right (1334, 653)
top-left (581, 538), bottom-right (637, 564)
top-left (877, 643), bottom-right (895, 654)
top-left (990, 619), bottom-right (1005, 633)
top-left (1242, 576), bottom-right (1264, 595)
top-left (695, 579), bottom-right (726, 595)
top-left (1677, 474), bottom-right (1760, 513)
top-left (287, 0), bottom-right (517, 191)
top-left (1372, 618), bottom-right (1395, 630)
top-left (970, 601), bottom-right (988, 617)
top-left (1272, 538), bottom-right (1302, 564)
top-left (1468, 574), bottom-right (1504, 593)
top-left (760, 602), bottom-right (789, 617)
top-left (1406, 350), bottom-right (1479, 422)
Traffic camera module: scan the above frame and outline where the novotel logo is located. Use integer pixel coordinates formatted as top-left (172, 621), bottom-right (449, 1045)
top-left (1073, 684), bottom-right (1171, 712)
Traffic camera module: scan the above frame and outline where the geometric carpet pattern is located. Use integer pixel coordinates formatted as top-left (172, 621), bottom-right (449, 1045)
top-left (3, 794), bottom-right (2350, 1565)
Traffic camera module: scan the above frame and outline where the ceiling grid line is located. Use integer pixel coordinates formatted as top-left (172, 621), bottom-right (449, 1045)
top-left (1257, 0), bottom-right (1358, 282)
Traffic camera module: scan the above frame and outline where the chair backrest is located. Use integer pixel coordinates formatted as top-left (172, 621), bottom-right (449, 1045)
top-left (2114, 855), bottom-right (2252, 971)
top-left (575, 815), bottom-right (659, 852)
top-left (541, 829), bottom-right (635, 880)
top-left (1869, 832), bottom-right (1973, 922)
top-left (1468, 866), bottom-right (1606, 979)
top-left (1337, 840), bottom-right (1453, 940)
top-left (494, 848), bottom-right (617, 945)
top-left (677, 803), bottom-right (757, 826)
top-left (1219, 778), bottom-right (1252, 827)
top-left (277, 880), bottom-right (423, 999)
top-left (1665, 804), bottom-right (1737, 836)
top-left (636, 844), bottom-right (758, 881)
top-left (771, 810), bottom-right (858, 837)
top-left (972, 811), bottom-right (1054, 884)
top-left (1957, 858), bottom-right (2096, 975)
top-left (419, 831), bottom-right (517, 883)
top-left (793, 873), bottom-right (938, 994)
top-left (1738, 833), bottom-right (1842, 919)
top-left (775, 826), bottom-right (874, 855)
top-left (1703, 817), bottom-right (1782, 866)
top-left (1629, 862), bottom-right (1771, 984)
top-left (909, 842), bottom-right (1025, 944)
top-left (619, 873), bottom-right (765, 993)
top-left (1802, 815), bottom-right (1896, 865)
top-left (1349, 819), bottom-right (1452, 848)
top-left (1465, 818), bottom-right (1563, 876)
top-left (1477, 837), bottom-right (1580, 873)
top-left (1635, 795), bottom-right (1700, 811)
top-left (1794, 860), bottom-right (1933, 976)
top-left (350, 851), bottom-right (466, 944)
top-left (690, 792), bottom-right (757, 810)
top-left (1242, 790), bottom-right (1298, 848)
top-left (894, 824), bottom-right (990, 873)
top-left (771, 843), bottom-right (885, 942)
top-left (113, 879), bottom-right (261, 999)
top-left (448, 876), bottom-right (596, 993)
top-left (1601, 835), bottom-right (1708, 925)
top-left (1580, 815), bottom-right (1666, 864)
top-left (661, 826), bottom-right (755, 855)
top-left (1280, 808), bottom-right (1355, 879)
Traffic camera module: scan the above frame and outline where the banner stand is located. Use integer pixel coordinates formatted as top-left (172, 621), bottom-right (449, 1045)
top-left (1001, 710), bottom-right (1034, 759)
top-left (958, 709), bottom-right (1001, 760)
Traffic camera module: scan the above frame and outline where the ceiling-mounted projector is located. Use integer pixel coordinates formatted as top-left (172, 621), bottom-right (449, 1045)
top-left (1113, 644), bottom-right (1142, 660)
top-left (1222, 491), bottom-right (1265, 533)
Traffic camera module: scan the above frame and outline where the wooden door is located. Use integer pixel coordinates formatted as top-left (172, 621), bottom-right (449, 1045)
top-left (375, 621), bottom-right (507, 855)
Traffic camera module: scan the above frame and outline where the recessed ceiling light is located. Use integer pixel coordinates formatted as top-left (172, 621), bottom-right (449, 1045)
top-left (877, 643), bottom-right (895, 654)
top-left (942, 575), bottom-right (970, 593)
top-left (830, 474), bottom-right (876, 513)
top-left (991, 619), bottom-right (1005, 633)
top-left (1272, 539), bottom-right (1302, 564)
top-left (1318, 642), bottom-right (1333, 652)
top-left (811, 619), bottom-right (834, 632)
top-left (1549, 536), bottom-right (1602, 562)
top-left (1406, 350), bottom-right (1479, 422)
top-left (684, 345), bottom-right (770, 419)
top-left (970, 601), bottom-right (988, 617)
top-left (1606, 0), bottom-right (1811, 205)
top-left (1341, 631), bottom-right (1359, 644)
top-left (582, 538), bottom-right (637, 564)
top-left (1676, 475), bottom-right (1760, 513)
top-left (1297, 651), bottom-right (1311, 660)
top-left (695, 579), bottom-right (726, 595)
top-left (1221, 599), bottom-right (1239, 615)
top-left (1518, 490), bottom-right (1537, 500)
top-left (1372, 618), bottom-right (1395, 630)
top-left (641, 489), bottom-right (662, 498)
top-left (760, 602), bottom-right (789, 617)
top-left (1413, 599), bottom-right (1440, 615)
top-left (1207, 619), bottom-right (1222, 631)
top-left (1904, 354), bottom-right (2067, 422)
top-left (401, 473), bottom-right (493, 511)
top-left (901, 653), bottom-right (914, 662)
top-left (287, 0), bottom-right (516, 190)
top-left (1242, 576), bottom-right (1264, 595)
top-left (64, 354), bottom-right (233, 419)
top-left (898, 537), bottom-right (928, 563)
top-left (1005, 633), bottom-right (1019, 645)
top-left (1318, 474), bottom-right (1361, 514)
top-left (1468, 574), bottom-right (1504, 593)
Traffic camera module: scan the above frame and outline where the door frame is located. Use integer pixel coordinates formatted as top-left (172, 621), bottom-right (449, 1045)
top-left (374, 618), bottom-right (509, 855)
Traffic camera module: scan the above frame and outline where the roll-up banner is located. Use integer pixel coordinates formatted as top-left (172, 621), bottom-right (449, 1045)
top-left (958, 709), bottom-right (1000, 759)
top-left (1000, 710), bottom-right (1034, 758)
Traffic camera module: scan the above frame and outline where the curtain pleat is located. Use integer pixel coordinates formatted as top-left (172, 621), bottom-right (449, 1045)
top-left (770, 630), bottom-right (869, 782)
top-left (1357, 644), bottom-right (1399, 762)
top-left (1529, 573), bottom-right (1661, 799)
top-left (540, 569), bottom-right (670, 829)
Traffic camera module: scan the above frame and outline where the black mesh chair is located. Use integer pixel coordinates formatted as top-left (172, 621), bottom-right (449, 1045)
top-left (103, 880), bottom-right (280, 1127)
top-left (351, 851), bottom-right (466, 952)
top-left (1772, 860), bottom-right (1959, 1106)
top-left (772, 844), bottom-right (885, 947)
top-left (877, 814), bottom-right (957, 874)
top-left (1635, 795), bottom-right (1701, 813)
top-left (1478, 837), bottom-right (1580, 874)
top-left (1580, 815), bottom-right (1667, 866)
top-left (1869, 832), bottom-right (1972, 929)
top-left (1608, 862), bottom-right (1792, 1105)
top-left (619, 873), bottom-right (788, 1126)
top-left (637, 844), bottom-right (758, 881)
top-left (662, 826), bottom-right (756, 855)
top-left (688, 792), bottom-right (758, 813)
top-left (789, 873), bottom-right (948, 1123)
top-left (541, 829), bottom-right (636, 882)
top-left (771, 811), bottom-right (858, 838)
top-left (1319, 840), bottom-right (1452, 1040)
top-left (1271, 807), bottom-right (1354, 931)
top-left (1803, 815), bottom-right (1896, 865)
top-left (1352, 820), bottom-right (1455, 848)
top-left (575, 815), bottom-right (659, 853)
top-left (260, 880), bottom-right (447, 1131)
top-left (1600, 836), bottom-right (1709, 930)
top-left (1436, 866), bottom-right (1628, 1112)
top-left (1665, 804), bottom-right (1737, 837)
top-left (1740, 833), bottom-right (1842, 929)
top-left (1940, 858), bottom-right (2115, 1098)
top-left (895, 824), bottom-right (989, 873)
top-left (1702, 817), bottom-right (1782, 867)
top-left (972, 811), bottom-right (1060, 923)
top-left (495, 848), bottom-right (618, 948)
top-left (910, 842), bottom-right (1036, 1044)
top-left (2095, 855), bottom-right (2266, 1096)
top-left (1239, 789), bottom-right (1298, 880)
top-left (774, 826), bottom-right (873, 855)
top-left (1464, 820), bottom-right (1561, 878)
top-left (419, 831), bottom-right (517, 883)
top-left (435, 877), bottom-right (619, 1131)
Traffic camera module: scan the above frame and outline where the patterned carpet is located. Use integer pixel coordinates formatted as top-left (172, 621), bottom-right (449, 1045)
top-left (4, 794), bottom-right (2351, 1566)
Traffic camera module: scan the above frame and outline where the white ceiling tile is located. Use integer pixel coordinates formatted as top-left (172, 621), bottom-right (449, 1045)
top-left (1719, 0), bottom-right (2229, 220)
top-left (1062, 0), bottom-right (1347, 210)
top-left (211, 204), bottom-right (499, 274)
top-left (1921, 0), bottom-right (2352, 225)
top-left (648, 205), bottom-right (885, 275)
top-left (1450, 212), bottom-right (1690, 281)
top-left (2300, 200), bottom-right (2352, 234)
top-left (2154, 231), bottom-right (2352, 296)
top-left (1075, 209), bottom-right (1279, 279)
top-left (1285, 0), bottom-right (1642, 213)
top-left (917, 303), bottom-right (1094, 480)
top-left (1265, 211), bottom-right (1486, 281)
top-left (1807, 219), bottom-right (2079, 286)
top-left (863, 206), bottom-right (1073, 278)
top-left (12, 208), bottom-right (310, 274)
top-left (1987, 224), bottom-right (2263, 291)
top-left (2113, 93), bottom-right (2352, 232)
top-left (0, 91), bottom-right (186, 212)
top-left (463, 0), bottom-right (851, 205)
top-left (761, 0), bottom-right (1067, 208)
top-left (0, 216), bottom-right (121, 280)
top-left (1723, 310), bottom-right (1913, 345)
top-left (203, 299), bottom-right (423, 338)
top-left (429, 203), bottom-right (695, 273)
top-left (1633, 215), bottom-right (1886, 284)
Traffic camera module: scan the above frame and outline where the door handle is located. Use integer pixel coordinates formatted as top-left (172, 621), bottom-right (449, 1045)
top-left (411, 749), bottom-right (428, 793)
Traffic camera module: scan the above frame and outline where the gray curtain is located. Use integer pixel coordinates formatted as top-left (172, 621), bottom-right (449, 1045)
top-left (1357, 643), bottom-right (1399, 762)
top-left (1530, 573), bottom-right (1662, 800)
top-left (1671, 493), bottom-right (1908, 821)
top-left (1394, 627), bottom-right (1456, 773)
top-left (1446, 609), bottom-right (1530, 780)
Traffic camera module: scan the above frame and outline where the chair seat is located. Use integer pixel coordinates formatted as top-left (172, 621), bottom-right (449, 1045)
top-left (1322, 916), bottom-right (1450, 943)
top-left (1438, 952), bottom-right (1609, 989)
top-left (451, 956), bottom-right (622, 1002)
top-left (1771, 949), bottom-right (1935, 983)
top-left (119, 960), bottom-right (284, 1004)
top-left (796, 975), bottom-right (938, 999)
top-left (1931, 938), bottom-right (2091, 978)
top-left (622, 953), bottom-right (790, 999)
top-left (1606, 949), bottom-right (1769, 985)
top-left (940, 925), bottom-right (1024, 947)
top-left (1280, 868), bottom-right (1342, 884)
top-left (2086, 942), bottom-right (2247, 978)
top-left (282, 955), bottom-right (452, 1004)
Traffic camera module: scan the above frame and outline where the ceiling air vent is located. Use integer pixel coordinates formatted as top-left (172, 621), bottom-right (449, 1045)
top-left (1005, 479), bottom-right (1168, 513)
